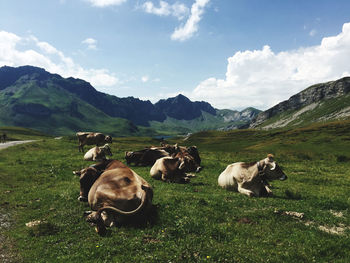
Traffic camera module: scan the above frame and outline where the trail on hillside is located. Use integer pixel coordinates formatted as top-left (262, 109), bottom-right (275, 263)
top-left (0, 140), bottom-right (36, 150)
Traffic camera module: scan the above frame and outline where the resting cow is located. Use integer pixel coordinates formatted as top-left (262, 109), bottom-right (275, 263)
top-left (218, 154), bottom-right (287, 197)
top-left (73, 160), bottom-right (153, 235)
top-left (76, 132), bottom-right (112, 152)
top-left (125, 148), bottom-right (169, 166)
top-left (83, 144), bottom-right (112, 161)
top-left (150, 155), bottom-right (197, 183)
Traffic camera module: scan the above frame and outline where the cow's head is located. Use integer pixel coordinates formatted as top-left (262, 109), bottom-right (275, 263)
top-left (105, 135), bottom-right (112, 144)
top-left (263, 154), bottom-right (287, 181)
top-left (125, 151), bottom-right (133, 164)
top-left (177, 153), bottom-right (201, 173)
top-left (73, 167), bottom-right (101, 201)
top-left (186, 146), bottom-right (201, 166)
top-left (101, 144), bottom-right (113, 157)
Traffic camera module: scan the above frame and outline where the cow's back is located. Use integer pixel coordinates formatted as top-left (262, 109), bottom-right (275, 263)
top-left (88, 167), bottom-right (150, 211)
top-left (218, 163), bottom-right (243, 189)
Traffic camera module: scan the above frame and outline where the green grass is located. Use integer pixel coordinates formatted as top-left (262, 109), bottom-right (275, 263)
top-left (1, 121), bottom-right (350, 262)
top-left (0, 126), bottom-right (52, 140)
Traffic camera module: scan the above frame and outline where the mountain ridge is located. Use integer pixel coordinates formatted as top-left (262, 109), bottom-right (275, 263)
top-left (250, 77), bottom-right (350, 129)
top-left (0, 65), bottom-right (259, 135)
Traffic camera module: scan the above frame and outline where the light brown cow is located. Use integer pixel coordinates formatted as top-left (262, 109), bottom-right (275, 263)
top-left (150, 155), bottom-right (196, 183)
top-left (218, 154), bottom-right (287, 197)
top-left (76, 132), bottom-right (112, 152)
top-left (83, 144), bottom-right (112, 161)
top-left (73, 159), bottom-right (153, 235)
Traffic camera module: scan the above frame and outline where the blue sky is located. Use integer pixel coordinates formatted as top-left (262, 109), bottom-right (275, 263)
top-left (1, 0), bottom-right (350, 110)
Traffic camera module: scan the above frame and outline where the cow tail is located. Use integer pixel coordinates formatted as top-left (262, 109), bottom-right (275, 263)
top-left (97, 185), bottom-right (150, 217)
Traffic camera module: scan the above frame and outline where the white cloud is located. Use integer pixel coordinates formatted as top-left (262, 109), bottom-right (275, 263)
top-left (171, 0), bottom-right (210, 41)
top-left (141, 75), bottom-right (149, 82)
top-left (142, 1), bottom-right (189, 20)
top-left (309, 29), bottom-right (317, 37)
top-left (190, 22), bottom-right (350, 110)
top-left (86, 0), bottom-right (127, 7)
top-left (82, 38), bottom-right (97, 50)
top-left (0, 30), bottom-right (119, 90)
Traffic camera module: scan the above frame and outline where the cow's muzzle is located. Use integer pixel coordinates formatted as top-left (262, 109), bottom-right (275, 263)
top-left (280, 174), bottom-right (287, 181)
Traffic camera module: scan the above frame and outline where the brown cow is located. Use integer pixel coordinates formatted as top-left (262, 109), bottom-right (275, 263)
top-left (125, 148), bottom-right (169, 166)
top-left (218, 154), bottom-right (287, 197)
top-left (150, 155), bottom-right (197, 183)
top-left (76, 132), bottom-right (112, 152)
top-left (73, 159), bottom-right (153, 235)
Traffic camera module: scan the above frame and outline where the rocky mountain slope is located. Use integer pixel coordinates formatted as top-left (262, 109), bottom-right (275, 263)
top-left (250, 77), bottom-right (350, 129)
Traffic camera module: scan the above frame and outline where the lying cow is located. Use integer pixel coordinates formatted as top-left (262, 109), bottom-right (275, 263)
top-left (73, 160), bottom-right (153, 235)
top-left (174, 151), bottom-right (201, 173)
top-left (77, 132), bottom-right (112, 152)
top-left (125, 148), bottom-right (169, 166)
top-left (150, 154), bottom-right (197, 183)
top-left (151, 143), bottom-right (201, 166)
top-left (83, 144), bottom-right (112, 162)
top-left (218, 154), bottom-right (287, 197)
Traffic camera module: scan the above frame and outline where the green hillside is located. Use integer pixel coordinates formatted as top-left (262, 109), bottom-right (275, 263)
top-left (0, 78), bottom-right (141, 136)
top-left (1, 121), bottom-right (350, 262)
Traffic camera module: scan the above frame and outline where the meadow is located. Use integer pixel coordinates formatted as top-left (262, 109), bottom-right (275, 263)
top-left (1, 122), bottom-right (350, 262)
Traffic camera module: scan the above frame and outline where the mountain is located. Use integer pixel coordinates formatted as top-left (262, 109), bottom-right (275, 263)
top-left (249, 77), bottom-right (350, 129)
top-left (0, 65), bottom-right (259, 135)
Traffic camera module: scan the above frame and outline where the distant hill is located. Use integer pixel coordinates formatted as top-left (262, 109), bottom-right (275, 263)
top-left (249, 77), bottom-right (350, 129)
top-left (0, 65), bottom-right (260, 135)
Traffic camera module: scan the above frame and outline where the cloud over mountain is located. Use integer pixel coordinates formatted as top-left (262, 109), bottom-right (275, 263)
top-left (191, 22), bottom-right (350, 110)
top-left (0, 31), bottom-right (119, 91)
top-left (171, 0), bottom-right (210, 41)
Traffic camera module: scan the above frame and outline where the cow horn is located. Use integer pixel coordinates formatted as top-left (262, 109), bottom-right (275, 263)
top-left (73, 170), bottom-right (81, 176)
top-left (178, 160), bottom-right (185, 170)
top-left (270, 162), bottom-right (276, 170)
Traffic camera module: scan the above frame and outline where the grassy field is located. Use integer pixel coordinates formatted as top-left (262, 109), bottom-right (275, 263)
top-left (1, 122), bottom-right (350, 262)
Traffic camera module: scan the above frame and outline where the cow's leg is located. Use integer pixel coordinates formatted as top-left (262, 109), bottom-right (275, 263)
top-left (237, 185), bottom-right (256, 197)
top-left (263, 185), bottom-right (273, 196)
top-left (85, 211), bottom-right (107, 236)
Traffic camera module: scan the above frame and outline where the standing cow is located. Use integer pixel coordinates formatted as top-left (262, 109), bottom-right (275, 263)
top-left (76, 132), bottom-right (112, 152)
top-left (73, 160), bottom-right (153, 235)
top-left (218, 154), bottom-right (287, 197)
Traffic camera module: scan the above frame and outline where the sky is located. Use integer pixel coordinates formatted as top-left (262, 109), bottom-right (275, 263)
top-left (1, 0), bottom-right (350, 110)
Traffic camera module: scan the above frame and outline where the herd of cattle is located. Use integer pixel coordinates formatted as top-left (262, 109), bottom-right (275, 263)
top-left (73, 132), bottom-right (287, 235)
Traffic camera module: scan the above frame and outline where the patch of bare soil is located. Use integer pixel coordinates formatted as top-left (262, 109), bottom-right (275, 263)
top-left (275, 209), bottom-right (349, 236)
top-left (0, 212), bottom-right (19, 262)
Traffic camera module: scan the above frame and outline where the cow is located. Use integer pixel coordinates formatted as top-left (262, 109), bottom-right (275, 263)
top-left (83, 144), bottom-right (112, 162)
top-left (151, 144), bottom-right (201, 166)
top-left (76, 132), bottom-right (112, 152)
top-left (173, 151), bottom-right (201, 173)
top-left (73, 159), bottom-right (153, 235)
top-left (125, 148), bottom-right (169, 166)
top-left (150, 155), bottom-right (197, 183)
top-left (218, 154), bottom-right (287, 197)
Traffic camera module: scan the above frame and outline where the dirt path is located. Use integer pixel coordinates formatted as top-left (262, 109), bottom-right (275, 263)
top-left (0, 140), bottom-right (36, 150)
